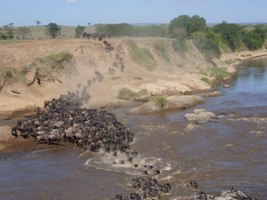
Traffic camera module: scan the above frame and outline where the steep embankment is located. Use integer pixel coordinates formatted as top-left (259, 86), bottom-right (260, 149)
top-left (0, 38), bottom-right (267, 119)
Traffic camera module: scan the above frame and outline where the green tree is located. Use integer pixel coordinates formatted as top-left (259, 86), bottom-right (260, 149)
top-left (213, 22), bottom-right (243, 52)
top-left (46, 23), bottom-right (61, 39)
top-left (18, 26), bottom-right (31, 39)
top-left (193, 32), bottom-right (221, 61)
top-left (75, 25), bottom-right (86, 38)
top-left (243, 25), bottom-right (267, 50)
top-left (169, 15), bottom-right (190, 37)
top-left (3, 23), bottom-right (14, 39)
top-left (169, 15), bottom-right (206, 37)
top-left (254, 25), bottom-right (267, 40)
top-left (188, 15), bottom-right (206, 35)
top-left (244, 31), bottom-right (263, 50)
top-left (36, 20), bottom-right (41, 27)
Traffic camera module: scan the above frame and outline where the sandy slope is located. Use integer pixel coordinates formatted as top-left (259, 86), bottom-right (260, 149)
top-left (0, 38), bottom-right (267, 119)
top-left (0, 38), bottom-right (267, 151)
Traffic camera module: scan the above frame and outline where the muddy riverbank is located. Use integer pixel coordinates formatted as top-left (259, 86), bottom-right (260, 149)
top-left (1, 38), bottom-right (267, 122)
top-left (0, 56), bottom-right (266, 199)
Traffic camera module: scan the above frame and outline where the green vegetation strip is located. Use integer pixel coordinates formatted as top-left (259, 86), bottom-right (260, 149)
top-left (0, 67), bottom-right (16, 92)
top-left (153, 96), bottom-right (167, 110)
top-left (153, 42), bottom-right (170, 62)
top-left (128, 40), bottom-right (156, 71)
top-left (201, 77), bottom-right (212, 85)
top-left (117, 88), bottom-right (148, 101)
top-left (0, 51), bottom-right (75, 92)
top-left (37, 51), bottom-right (73, 71)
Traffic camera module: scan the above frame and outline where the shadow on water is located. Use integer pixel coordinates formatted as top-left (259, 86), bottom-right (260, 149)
top-left (1, 57), bottom-right (267, 199)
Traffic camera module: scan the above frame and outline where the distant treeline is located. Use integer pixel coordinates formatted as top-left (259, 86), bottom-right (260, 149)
top-left (1, 15), bottom-right (267, 61)
top-left (168, 15), bottom-right (267, 60)
top-left (95, 23), bottom-right (168, 37)
top-left (94, 18), bottom-right (267, 60)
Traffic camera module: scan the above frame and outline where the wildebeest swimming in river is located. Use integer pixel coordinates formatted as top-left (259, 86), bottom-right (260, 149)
top-left (10, 86), bottom-right (257, 200)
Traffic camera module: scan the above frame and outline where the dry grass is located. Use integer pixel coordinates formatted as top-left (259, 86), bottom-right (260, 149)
top-left (127, 40), bottom-right (157, 71)
top-left (153, 41), bottom-right (170, 62)
top-left (7, 26), bottom-right (96, 40)
top-left (117, 88), bottom-right (148, 101)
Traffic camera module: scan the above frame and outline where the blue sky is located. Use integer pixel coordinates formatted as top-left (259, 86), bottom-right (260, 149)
top-left (0, 0), bottom-right (266, 26)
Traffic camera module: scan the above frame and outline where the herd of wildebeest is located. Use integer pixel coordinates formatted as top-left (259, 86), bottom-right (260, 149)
top-left (8, 32), bottom-right (259, 199)
top-left (10, 87), bottom-right (174, 199)
top-left (82, 32), bottom-right (111, 41)
top-left (83, 32), bottom-right (114, 52)
top-left (83, 32), bottom-right (126, 73)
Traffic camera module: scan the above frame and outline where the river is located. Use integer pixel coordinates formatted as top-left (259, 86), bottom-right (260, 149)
top-left (0, 57), bottom-right (267, 200)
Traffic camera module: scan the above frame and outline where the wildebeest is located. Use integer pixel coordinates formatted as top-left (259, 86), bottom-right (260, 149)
top-left (11, 91), bottom-right (134, 153)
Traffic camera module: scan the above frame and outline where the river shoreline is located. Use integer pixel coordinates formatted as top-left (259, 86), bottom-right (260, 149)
top-left (0, 48), bottom-right (267, 153)
top-left (1, 52), bottom-right (267, 199)
top-left (1, 49), bottom-right (267, 117)
top-left (216, 48), bottom-right (267, 72)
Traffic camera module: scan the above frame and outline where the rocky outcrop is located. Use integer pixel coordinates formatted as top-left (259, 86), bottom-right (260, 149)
top-left (129, 102), bottom-right (161, 115)
top-left (165, 95), bottom-right (204, 110)
top-left (207, 90), bottom-right (222, 97)
top-left (129, 95), bottom-right (204, 115)
top-left (185, 109), bottom-right (216, 124)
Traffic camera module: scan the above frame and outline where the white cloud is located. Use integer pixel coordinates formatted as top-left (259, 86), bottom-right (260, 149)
top-left (65, 0), bottom-right (78, 3)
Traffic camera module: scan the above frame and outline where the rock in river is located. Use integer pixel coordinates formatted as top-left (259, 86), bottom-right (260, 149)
top-left (129, 95), bottom-right (204, 115)
top-left (185, 108), bottom-right (216, 124)
top-left (165, 95), bottom-right (204, 110)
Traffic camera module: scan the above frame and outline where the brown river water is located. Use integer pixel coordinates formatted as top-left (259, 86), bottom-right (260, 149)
top-left (0, 57), bottom-right (267, 200)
